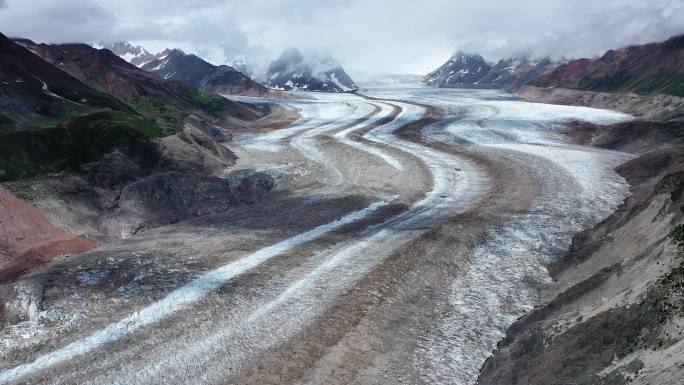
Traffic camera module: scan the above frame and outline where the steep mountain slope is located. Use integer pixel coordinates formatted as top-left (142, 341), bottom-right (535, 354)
top-left (20, 41), bottom-right (265, 133)
top-left (1, 34), bottom-right (128, 129)
top-left (0, 35), bottom-right (272, 183)
top-left (531, 34), bottom-right (684, 97)
top-left (0, 30), bottom-right (294, 294)
top-left (265, 48), bottom-right (357, 92)
top-left (1, 33), bottom-right (283, 253)
top-left (0, 33), bottom-right (174, 181)
top-left (141, 48), bottom-right (269, 96)
top-left (478, 118), bottom-right (684, 385)
top-left (96, 41), bottom-right (155, 67)
top-left (422, 52), bottom-right (491, 87)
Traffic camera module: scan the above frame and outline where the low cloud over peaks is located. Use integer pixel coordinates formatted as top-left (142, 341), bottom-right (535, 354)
top-left (1, 0), bottom-right (683, 77)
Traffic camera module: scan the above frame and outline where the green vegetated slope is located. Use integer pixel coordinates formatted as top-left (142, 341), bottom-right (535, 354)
top-left (0, 33), bottom-right (157, 181)
top-left (531, 35), bottom-right (684, 97)
top-left (0, 111), bottom-right (163, 181)
top-left (0, 33), bottom-right (262, 182)
top-left (25, 41), bottom-right (261, 133)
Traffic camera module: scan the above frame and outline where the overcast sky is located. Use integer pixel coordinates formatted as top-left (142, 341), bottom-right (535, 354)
top-left (1, 0), bottom-right (683, 78)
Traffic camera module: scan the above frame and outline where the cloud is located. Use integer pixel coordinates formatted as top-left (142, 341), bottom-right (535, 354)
top-left (0, 0), bottom-right (116, 42)
top-left (1, 0), bottom-right (683, 77)
top-left (0, 0), bottom-right (6, 8)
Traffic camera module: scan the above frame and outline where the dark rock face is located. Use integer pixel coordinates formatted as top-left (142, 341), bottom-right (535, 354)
top-left (0, 33), bottom-right (127, 128)
top-left (111, 169), bottom-right (274, 235)
top-left (85, 150), bottom-right (148, 189)
top-left (84, 122), bottom-right (236, 190)
top-left (84, 141), bottom-right (161, 188)
top-left (141, 49), bottom-right (268, 95)
top-left (265, 48), bottom-right (357, 92)
top-left (76, 123), bottom-right (270, 237)
top-left (117, 172), bottom-right (238, 217)
top-left (183, 115), bottom-right (233, 143)
top-left (225, 170), bottom-right (276, 202)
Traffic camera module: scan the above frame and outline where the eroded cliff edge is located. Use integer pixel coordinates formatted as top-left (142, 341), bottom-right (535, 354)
top-left (477, 90), bottom-right (684, 385)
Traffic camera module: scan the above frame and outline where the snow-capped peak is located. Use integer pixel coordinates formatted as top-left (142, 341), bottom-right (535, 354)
top-left (96, 41), bottom-right (155, 67)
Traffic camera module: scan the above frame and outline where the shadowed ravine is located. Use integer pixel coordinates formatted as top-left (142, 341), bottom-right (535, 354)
top-left (0, 85), bottom-right (633, 385)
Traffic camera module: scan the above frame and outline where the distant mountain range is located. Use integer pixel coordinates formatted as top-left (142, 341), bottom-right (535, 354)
top-left (141, 48), bottom-right (270, 96)
top-left (424, 34), bottom-right (684, 97)
top-left (423, 52), bottom-right (557, 89)
top-left (264, 48), bottom-right (357, 93)
top-left (98, 42), bottom-right (357, 94)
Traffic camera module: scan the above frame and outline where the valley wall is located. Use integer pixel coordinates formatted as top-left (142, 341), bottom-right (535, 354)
top-left (477, 89), bottom-right (684, 385)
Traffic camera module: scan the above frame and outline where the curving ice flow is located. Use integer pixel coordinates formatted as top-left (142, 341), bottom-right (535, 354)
top-left (0, 198), bottom-right (395, 385)
top-left (49, 98), bottom-right (488, 385)
top-left (333, 102), bottom-right (405, 170)
top-left (0, 89), bottom-right (486, 385)
top-left (1, 85), bottom-right (640, 385)
top-left (287, 95), bottom-right (404, 179)
top-left (287, 98), bottom-right (373, 189)
top-left (238, 94), bottom-right (405, 194)
top-left (373, 87), bottom-right (634, 385)
top-left (239, 97), bottom-right (357, 152)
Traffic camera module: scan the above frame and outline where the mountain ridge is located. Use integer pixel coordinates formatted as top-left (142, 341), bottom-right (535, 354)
top-left (18, 40), bottom-right (265, 134)
top-left (423, 52), bottom-right (557, 89)
top-left (264, 47), bottom-right (357, 93)
top-left (424, 34), bottom-right (684, 96)
top-left (141, 48), bottom-right (272, 96)
top-left (530, 34), bottom-right (684, 97)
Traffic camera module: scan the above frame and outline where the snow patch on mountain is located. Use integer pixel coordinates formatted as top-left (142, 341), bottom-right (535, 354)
top-left (423, 52), bottom-right (558, 89)
top-left (95, 42), bottom-right (156, 67)
top-left (264, 48), bottom-right (357, 93)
